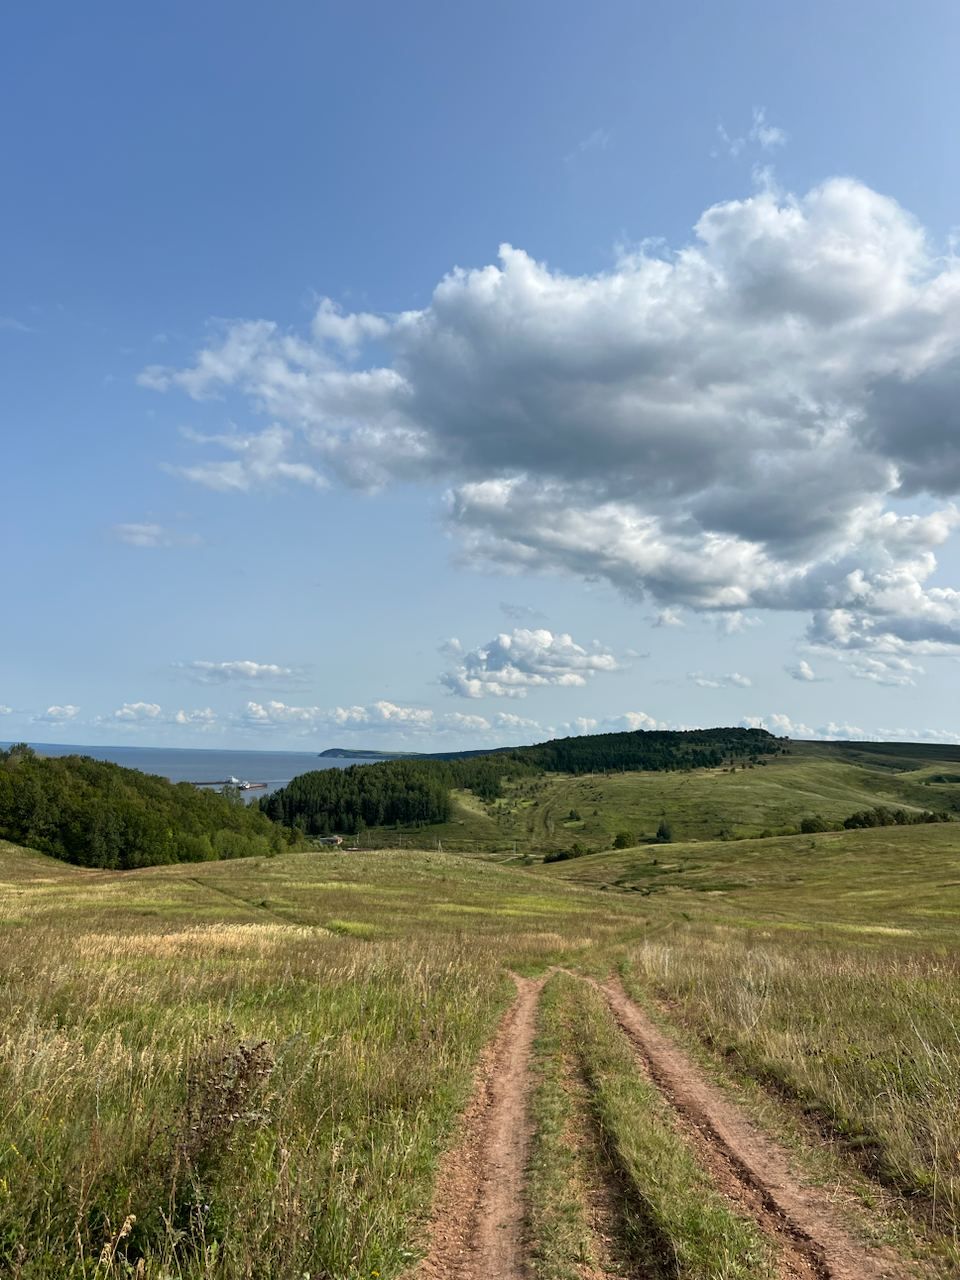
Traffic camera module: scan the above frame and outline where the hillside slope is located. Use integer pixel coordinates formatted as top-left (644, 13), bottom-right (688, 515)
top-left (357, 742), bottom-right (960, 852)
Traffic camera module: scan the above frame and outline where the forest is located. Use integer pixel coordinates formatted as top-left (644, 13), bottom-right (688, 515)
top-left (510, 725), bottom-right (781, 774)
top-left (0, 745), bottom-right (295, 869)
top-left (260, 754), bottom-right (534, 835)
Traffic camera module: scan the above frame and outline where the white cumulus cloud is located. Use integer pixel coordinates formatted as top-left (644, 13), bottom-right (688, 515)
top-left (182, 659), bottom-right (295, 684)
top-left (242, 699), bottom-right (435, 733)
top-left (785, 659), bottom-right (820, 682)
top-left (142, 176), bottom-right (960, 669)
top-left (440, 628), bottom-right (619, 699)
top-left (112, 702), bottom-right (162, 722)
top-left (174, 707), bottom-right (218, 727)
top-left (35, 705), bottom-right (80, 723)
top-left (689, 671), bottom-right (752, 689)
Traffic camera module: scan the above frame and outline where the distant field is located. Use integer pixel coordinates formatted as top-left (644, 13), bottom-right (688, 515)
top-left (3, 742), bottom-right (960, 1277)
top-left (540, 819), bottom-right (960, 943)
top-left (360, 740), bottom-right (960, 853)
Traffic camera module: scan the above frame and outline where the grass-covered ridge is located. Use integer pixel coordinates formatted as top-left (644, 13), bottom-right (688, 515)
top-left (262, 726), bottom-right (784, 840)
top-left (0, 744), bottom-right (298, 869)
top-left (296, 737), bottom-right (960, 853)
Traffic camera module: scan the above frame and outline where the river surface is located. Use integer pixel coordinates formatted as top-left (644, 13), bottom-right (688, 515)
top-left (1, 741), bottom-right (370, 795)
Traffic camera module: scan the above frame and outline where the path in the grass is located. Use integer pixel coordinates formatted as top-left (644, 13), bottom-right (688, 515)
top-left (601, 978), bottom-right (910, 1280)
top-left (415, 973), bottom-right (541, 1280)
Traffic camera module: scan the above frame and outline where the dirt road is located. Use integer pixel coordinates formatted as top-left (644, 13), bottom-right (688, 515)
top-left (416, 974), bottom-right (542, 1280)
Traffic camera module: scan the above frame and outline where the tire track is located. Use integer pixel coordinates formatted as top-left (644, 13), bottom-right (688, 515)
top-left (415, 973), bottom-right (542, 1280)
top-left (599, 977), bottom-right (911, 1280)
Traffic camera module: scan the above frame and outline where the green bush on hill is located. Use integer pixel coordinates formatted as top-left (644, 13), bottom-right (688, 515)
top-left (842, 805), bottom-right (951, 830)
top-left (0, 745), bottom-right (294, 869)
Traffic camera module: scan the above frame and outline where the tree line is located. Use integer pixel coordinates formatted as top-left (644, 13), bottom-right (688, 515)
top-left (260, 754), bottom-right (534, 836)
top-left (0, 745), bottom-right (297, 869)
top-left (510, 726), bottom-right (780, 775)
top-left (801, 805), bottom-right (953, 833)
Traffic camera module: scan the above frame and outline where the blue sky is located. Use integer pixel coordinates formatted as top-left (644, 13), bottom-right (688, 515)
top-left (4, 0), bottom-right (960, 750)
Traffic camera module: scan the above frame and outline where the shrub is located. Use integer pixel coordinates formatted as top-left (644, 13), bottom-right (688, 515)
top-left (800, 815), bottom-right (835, 834)
top-left (655, 819), bottom-right (673, 843)
top-left (612, 831), bottom-right (634, 849)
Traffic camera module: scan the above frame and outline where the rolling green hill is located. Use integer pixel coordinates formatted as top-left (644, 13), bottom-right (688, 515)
top-left (353, 738), bottom-right (960, 853)
top-left (2, 809), bottom-right (960, 1277)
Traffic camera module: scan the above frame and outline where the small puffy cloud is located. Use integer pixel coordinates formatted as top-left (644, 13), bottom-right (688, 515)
top-left (563, 716), bottom-right (598, 734)
top-left (440, 712), bottom-right (491, 732)
top-left (749, 106), bottom-right (786, 151)
top-left (844, 654), bottom-right (923, 687)
top-left (653, 608), bottom-right (685, 629)
top-left (786, 659), bottom-right (820, 682)
top-left (740, 713), bottom-right (814, 737)
top-left (182, 660), bottom-right (295, 684)
top-left (35, 705), bottom-right (80, 723)
top-left (174, 425), bottom-right (328, 493)
top-left (607, 711), bottom-right (666, 731)
top-left (0, 704), bottom-right (11, 715)
top-left (818, 721), bottom-right (868, 740)
top-left (689, 671), bottom-right (752, 689)
top-left (174, 707), bottom-right (218, 727)
top-left (716, 107), bottom-right (786, 160)
top-left (716, 612), bottom-right (762, 635)
top-left (441, 628), bottom-right (618, 699)
top-left (493, 711), bottom-right (543, 732)
top-left (88, 704), bottom-right (219, 732)
top-left (112, 702), bottom-right (162, 722)
top-left (767, 712), bottom-right (814, 737)
top-left (556, 710), bottom-right (666, 735)
top-left (112, 522), bottom-right (201, 549)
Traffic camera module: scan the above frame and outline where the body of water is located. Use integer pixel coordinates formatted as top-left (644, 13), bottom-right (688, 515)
top-left (2, 742), bottom-right (369, 796)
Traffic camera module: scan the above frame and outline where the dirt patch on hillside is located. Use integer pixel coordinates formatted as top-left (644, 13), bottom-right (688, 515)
top-left (601, 978), bottom-right (911, 1280)
top-left (415, 974), bottom-right (542, 1280)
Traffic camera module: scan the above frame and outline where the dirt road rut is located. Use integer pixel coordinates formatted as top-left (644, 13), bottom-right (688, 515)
top-left (415, 974), bottom-right (541, 1280)
top-left (601, 978), bottom-right (910, 1280)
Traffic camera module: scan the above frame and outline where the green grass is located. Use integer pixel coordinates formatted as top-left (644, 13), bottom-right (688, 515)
top-left (3, 741), bottom-right (960, 1277)
top-left (527, 975), bottom-right (600, 1280)
top-left (567, 975), bottom-right (776, 1279)
top-left (538, 820), bottom-right (960, 944)
top-left (358, 743), bottom-right (960, 853)
top-left (528, 972), bottom-right (776, 1279)
top-left (0, 840), bottom-right (647, 1280)
top-left (543, 820), bottom-right (960, 1261)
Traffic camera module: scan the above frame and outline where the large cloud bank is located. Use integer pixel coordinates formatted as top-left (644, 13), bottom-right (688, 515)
top-left (142, 177), bottom-right (960, 664)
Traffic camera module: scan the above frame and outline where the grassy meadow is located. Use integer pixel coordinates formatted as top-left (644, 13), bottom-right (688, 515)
top-left (0, 840), bottom-right (644, 1280)
top-left (546, 821), bottom-right (960, 1253)
top-left (2, 740), bottom-right (960, 1276)
top-left (359, 741), bottom-right (960, 853)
